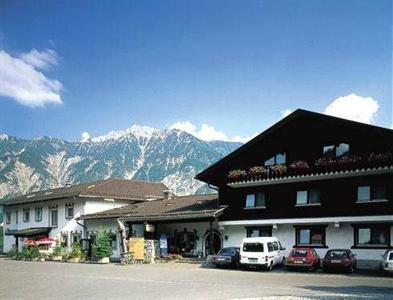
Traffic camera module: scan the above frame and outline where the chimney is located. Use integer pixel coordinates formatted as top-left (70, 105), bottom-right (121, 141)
top-left (163, 190), bottom-right (171, 200)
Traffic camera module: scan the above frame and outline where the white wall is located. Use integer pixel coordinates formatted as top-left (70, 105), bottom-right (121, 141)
top-left (3, 198), bottom-right (131, 253)
top-left (220, 222), bottom-right (393, 262)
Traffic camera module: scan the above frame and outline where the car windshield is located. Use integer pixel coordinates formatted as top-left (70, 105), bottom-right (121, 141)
top-left (389, 252), bottom-right (393, 261)
top-left (243, 243), bottom-right (264, 252)
top-left (327, 250), bottom-right (347, 258)
top-left (218, 248), bottom-right (236, 255)
top-left (291, 249), bottom-right (308, 257)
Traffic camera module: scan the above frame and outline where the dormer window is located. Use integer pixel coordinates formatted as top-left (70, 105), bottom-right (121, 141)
top-left (264, 152), bottom-right (286, 167)
top-left (323, 143), bottom-right (349, 158)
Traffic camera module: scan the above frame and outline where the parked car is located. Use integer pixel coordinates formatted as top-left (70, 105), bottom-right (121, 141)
top-left (323, 249), bottom-right (356, 273)
top-left (210, 247), bottom-right (240, 268)
top-left (240, 237), bottom-right (285, 271)
top-left (380, 249), bottom-right (393, 274)
top-left (286, 247), bottom-right (320, 271)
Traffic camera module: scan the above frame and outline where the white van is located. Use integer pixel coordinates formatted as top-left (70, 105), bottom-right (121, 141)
top-left (240, 237), bottom-right (285, 270)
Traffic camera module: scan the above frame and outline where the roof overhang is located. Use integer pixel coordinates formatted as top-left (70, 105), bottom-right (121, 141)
top-left (227, 166), bottom-right (393, 188)
top-left (5, 227), bottom-right (51, 237)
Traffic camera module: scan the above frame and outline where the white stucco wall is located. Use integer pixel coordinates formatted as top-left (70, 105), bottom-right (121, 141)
top-left (3, 198), bottom-right (131, 253)
top-left (220, 222), bottom-right (393, 263)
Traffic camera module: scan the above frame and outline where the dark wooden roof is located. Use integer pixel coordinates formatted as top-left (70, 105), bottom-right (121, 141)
top-left (1, 179), bottom-right (168, 206)
top-left (79, 194), bottom-right (226, 222)
top-left (195, 109), bottom-right (393, 185)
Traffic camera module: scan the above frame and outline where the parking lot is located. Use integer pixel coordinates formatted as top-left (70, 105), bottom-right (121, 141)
top-left (0, 259), bottom-right (392, 300)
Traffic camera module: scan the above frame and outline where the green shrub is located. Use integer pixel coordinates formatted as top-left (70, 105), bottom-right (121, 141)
top-left (91, 230), bottom-right (112, 261)
top-left (30, 245), bottom-right (40, 259)
top-left (52, 243), bottom-right (65, 257)
top-left (21, 245), bottom-right (31, 260)
top-left (69, 243), bottom-right (82, 259)
top-left (6, 245), bottom-right (18, 258)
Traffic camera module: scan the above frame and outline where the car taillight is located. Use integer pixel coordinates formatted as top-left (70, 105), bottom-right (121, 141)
top-left (265, 256), bottom-right (268, 262)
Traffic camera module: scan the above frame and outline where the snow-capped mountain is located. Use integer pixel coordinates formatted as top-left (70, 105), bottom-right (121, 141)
top-left (0, 126), bottom-right (242, 200)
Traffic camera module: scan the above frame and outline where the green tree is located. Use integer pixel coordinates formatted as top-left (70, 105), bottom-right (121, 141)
top-left (30, 245), bottom-right (40, 259)
top-left (91, 230), bottom-right (112, 261)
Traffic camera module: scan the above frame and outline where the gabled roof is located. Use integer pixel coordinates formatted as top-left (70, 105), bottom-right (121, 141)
top-left (79, 193), bottom-right (226, 222)
top-left (195, 109), bottom-right (393, 184)
top-left (1, 179), bottom-right (168, 206)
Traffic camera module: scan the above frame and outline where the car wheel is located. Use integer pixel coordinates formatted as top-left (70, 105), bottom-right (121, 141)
top-left (286, 266), bottom-right (292, 271)
top-left (347, 266), bottom-right (354, 273)
top-left (309, 265), bottom-right (315, 272)
top-left (267, 262), bottom-right (273, 271)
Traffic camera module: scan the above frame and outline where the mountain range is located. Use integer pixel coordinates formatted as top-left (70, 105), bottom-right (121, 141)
top-left (0, 125), bottom-right (242, 200)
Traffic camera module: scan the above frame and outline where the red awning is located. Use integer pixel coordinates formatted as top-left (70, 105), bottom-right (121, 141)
top-left (24, 239), bottom-right (36, 246)
top-left (36, 237), bottom-right (56, 245)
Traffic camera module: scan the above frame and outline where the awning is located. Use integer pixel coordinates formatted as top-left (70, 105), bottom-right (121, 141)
top-left (5, 227), bottom-right (51, 237)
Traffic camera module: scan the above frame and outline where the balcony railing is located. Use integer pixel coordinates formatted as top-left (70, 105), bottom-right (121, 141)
top-left (227, 152), bottom-right (393, 185)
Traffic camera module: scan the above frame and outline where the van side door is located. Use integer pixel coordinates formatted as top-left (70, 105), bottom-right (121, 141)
top-left (272, 242), bottom-right (280, 265)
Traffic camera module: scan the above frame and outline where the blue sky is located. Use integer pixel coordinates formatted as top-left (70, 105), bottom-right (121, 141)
top-left (0, 0), bottom-right (391, 142)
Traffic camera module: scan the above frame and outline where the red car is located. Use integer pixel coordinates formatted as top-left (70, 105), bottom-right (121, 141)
top-left (323, 249), bottom-right (357, 273)
top-left (286, 247), bottom-right (320, 271)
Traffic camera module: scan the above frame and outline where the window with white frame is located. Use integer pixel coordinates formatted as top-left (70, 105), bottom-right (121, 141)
top-left (23, 208), bottom-right (30, 222)
top-left (65, 203), bottom-right (74, 219)
top-left (35, 206), bottom-right (42, 222)
top-left (5, 211), bottom-right (11, 224)
top-left (245, 193), bottom-right (266, 208)
top-left (357, 185), bottom-right (387, 203)
top-left (71, 233), bottom-right (81, 245)
top-left (296, 190), bottom-right (320, 205)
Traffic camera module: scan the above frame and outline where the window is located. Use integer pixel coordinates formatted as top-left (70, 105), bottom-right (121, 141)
top-left (246, 226), bottom-right (272, 237)
top-left (267, 242), bottom-right (274, 252)
top-left (296, 190), bottom-right (320, 205)
top-left (354, 225), bottom-right (389, 248)
top-left (296, 226), bottom-right (326, 247)
top-left (50, 208), bottom-right (58, 227)
top-left (110, 234), bottom-right (117, 250)
top-left (65, 203), bottom-right (74, 219)
top-left (35, 206), bottom-right (42, 222)
top-left (245, 193), bottom-right (266, 208)
top-left (15, 210), bottom-right (18, 224)
top-left (72, 233), bottom-right (81, 245)
top-left (61, 234), bottom-right (68, 247)
top-left (272, 242), bottom-right (279, 251)
top-left (264, 152), bottom-right (286, 167)
top-left (23, 208), bottom-right (30, 222)
top-left (243, 242), bottom-right (264, 252)
top-left (323, 143), bottom-right (349, 157)
top-left (357, 185), bottom-right (387, 203)
top-left (5, 211), bottom-right (11, 224)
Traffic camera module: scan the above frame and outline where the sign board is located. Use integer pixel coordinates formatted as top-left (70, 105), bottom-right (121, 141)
top-left (128, 238), bottom-right (144, 260)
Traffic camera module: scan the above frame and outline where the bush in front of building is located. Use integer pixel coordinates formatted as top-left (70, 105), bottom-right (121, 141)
top-left (51, 243), bottom-right (65, 261)
top-left (30, 245), bottom-right (41, 261)
top-left (21, 245), bottom-right (31, 260)
top-left (91, 230), bottom-right (112, 262)
top-left (6, 244), bottom-right (18, 259)
top-left (67, 243), bottom-right (84, 262)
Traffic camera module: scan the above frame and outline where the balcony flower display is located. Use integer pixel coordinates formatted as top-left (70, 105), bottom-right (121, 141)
top-left (367, 152), bottom-right (393, 167)
top-left (270, 164), bottom-right (287, 175)
top-left (336, 154), bottom-right (362, 170)
top-left (227, 169), bottom-right (247, 181)
top-left (289, 160), bottom-right (310, 174)
top-left (248, 166), bottom-right (267, 178)
top-left (314, 157), bottom-right (337, 172)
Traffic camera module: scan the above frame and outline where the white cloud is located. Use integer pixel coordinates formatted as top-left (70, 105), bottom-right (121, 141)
top-left (281, 109), bottom-right (293, 118)
top-left (80, 132), bottom-right (91, 143)
top-left (324, 93), bottom-right (379, 124)
top-left (169, 121), bottom-right (255, 143)
top-left (0, 49), bottom-right (63, 107)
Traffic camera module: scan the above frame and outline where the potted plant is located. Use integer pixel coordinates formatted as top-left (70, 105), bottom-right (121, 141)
top-left (38, 253), bottom-right (47, 262)
top-left (21, 245), bottom-right (31, 261)
top-left (67, 243), bottom-right (83, 263)
top-left (337, 154), bottom-right (362, 170)
top-left (367, 152), bottom-right (393, 167)
top-left (271, 164), bottom-right (287, 177)
top-left (30, 245), bottom-right (40, 262)
top-left (248, 166), bottom-right (267, 179)
top-left (227, 169), bottom-right (247, 181)
top-left (51, 244), bottom-right (64, 261)
top-left (289, 160), bottom-right (310, 174)
top-left (91, 230), bottom-right (112, 264)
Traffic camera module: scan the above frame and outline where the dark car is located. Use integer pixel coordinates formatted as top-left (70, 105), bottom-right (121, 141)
top-left (323, 249), bottom-right (357, 273)
top-left (286, 247), bottom-right (320, 271)
top-left (211, 247), bottom-right (240, 268)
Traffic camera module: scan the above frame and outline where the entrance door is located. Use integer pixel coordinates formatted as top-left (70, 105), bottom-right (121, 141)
top-left (204, 231), bottom-right (222, 256)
